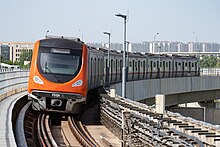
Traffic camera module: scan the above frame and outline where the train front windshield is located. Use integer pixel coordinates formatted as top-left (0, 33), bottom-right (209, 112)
top-left (38, 47), bottom-right (82, 83)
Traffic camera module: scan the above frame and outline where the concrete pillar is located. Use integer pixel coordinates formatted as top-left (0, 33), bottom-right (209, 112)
top-left (122, 109), bottom-right (131, 147)
top-left (110, 85), bottom-right (116, 98)
top-left (155, 94), bottom-right (165, 115)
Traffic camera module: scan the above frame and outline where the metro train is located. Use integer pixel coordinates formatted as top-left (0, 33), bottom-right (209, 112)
top-left (28, 36), bottom-right (200, 113)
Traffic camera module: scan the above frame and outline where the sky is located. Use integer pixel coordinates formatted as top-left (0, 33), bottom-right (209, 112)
top-left (0, 0), bottom-right (219, 43)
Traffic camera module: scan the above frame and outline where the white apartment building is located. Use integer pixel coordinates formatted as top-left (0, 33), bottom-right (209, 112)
top-left (0, 42), bottom-right (34, 63)
top-left (9, 42), bottom-right (34, 62)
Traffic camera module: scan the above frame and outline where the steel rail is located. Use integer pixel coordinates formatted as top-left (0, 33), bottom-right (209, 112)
top-left (37, 114), bottom-right (58, 147)
top-left (67, 116), bottom-right (100, 147)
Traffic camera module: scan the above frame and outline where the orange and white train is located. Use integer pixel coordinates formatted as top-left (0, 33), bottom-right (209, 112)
top-left (28, 36), bottom-right (200, 113)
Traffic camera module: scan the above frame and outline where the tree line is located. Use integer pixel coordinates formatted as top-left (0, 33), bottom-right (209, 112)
top-left (200, 56), bottom-right (220, 68)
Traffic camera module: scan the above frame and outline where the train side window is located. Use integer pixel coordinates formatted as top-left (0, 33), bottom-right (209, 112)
top-left (101, 59), bottom-right (103, 75)
top-left (185, 62), bottom-right (188, 67)
top-left (93, 58), bottom-right (96, 85)
top-left (111, 59), bottom-right (113, 81)
top-left (129, 61), bottom-right (132, 71)
top-left (153, 62), bottom-right (156, 68)
top-left (157, 61), bottom-right (159, 68)
top-left (192, 63), bottom-right (194, 67)
top-left (133, 60), bottom-right (135, 71)
top-left (106, 59), bottom-right (108, 67)
top-left (135, 61), bottom-right (137, 71)
top-left (138, 61), bottom-right (140, 71)
top-left (120, 60), bottom-right (122, 80)
top-left (98, 58), bottom-right (100, 80)
top-left (91, 58), bottom-right (93, 86)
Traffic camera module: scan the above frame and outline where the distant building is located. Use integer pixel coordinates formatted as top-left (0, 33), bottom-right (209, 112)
top-left (0, 42), bottom-right (34, 63)
top-left (0, 43), bottom-right (10, 60)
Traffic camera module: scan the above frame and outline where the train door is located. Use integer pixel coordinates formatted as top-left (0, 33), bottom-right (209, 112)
top-left (111, 59), bottom-right (113, 82)
top-left (138, 61), bottom-right (140, 79)
top-left (150, 61), bottom-right (153, 78)
top-left (115, 59), bottom-right (118, 81)
top-left (189, 62), bottom-right (191, 76)
top-left (143, 61), bottom-right (145, 79)
top-left (162, 61), bottom-right (165, 78)
top-left (175, 61), bottom-right (178, 77)
top-left (97, 58), bottom-right (99, 85)
top-left (120, 60), bottom-right (122, 81)
top-left (132, 60), bottom-right (135, 79)
top-left (168, 61), bottom-right (171, 77)
top-left (182, 61), bottom-right (184, 77)
top-left (90, 58), bottom-right (93, 88)
top-left (105, 59), bottom-right (108, 85)
top-left (195, 62), bottom-right (197, 76)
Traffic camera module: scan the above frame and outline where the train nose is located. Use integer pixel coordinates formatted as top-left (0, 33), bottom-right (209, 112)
top-left (51, 99), bottom-right (62, 107)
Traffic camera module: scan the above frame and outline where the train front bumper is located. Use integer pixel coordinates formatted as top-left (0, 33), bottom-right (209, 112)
top-left (28, 90), bottom-right (86, 113)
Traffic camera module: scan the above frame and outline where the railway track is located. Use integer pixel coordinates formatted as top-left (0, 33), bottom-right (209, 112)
top-left (15, 102), bottom-right (101, 147)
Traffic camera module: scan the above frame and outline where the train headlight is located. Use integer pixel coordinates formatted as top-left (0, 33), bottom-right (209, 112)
top-left (33, 76), bottom-right (44, 85)
top-left (72, 80), bottom-right (83, 87)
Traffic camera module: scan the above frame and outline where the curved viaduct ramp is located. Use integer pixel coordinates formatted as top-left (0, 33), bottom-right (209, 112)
top-left (113, 76), bottom-right (220, 106)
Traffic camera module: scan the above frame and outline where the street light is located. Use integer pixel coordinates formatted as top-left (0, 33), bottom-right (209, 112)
top-left (153, 33), bottom-right (160, 77)
top-left (154, 32), bottom-right (159, 53)
top-left (115, 13), bottom-right (127, 98)
top-left (193, 32), bottom-right (199, 76)
top-left (103, 31), bottom-right (111, 86)
top-left (45, 30), bottom-right (49, 38)
top-left (193, 32), bottom-right (198, 57)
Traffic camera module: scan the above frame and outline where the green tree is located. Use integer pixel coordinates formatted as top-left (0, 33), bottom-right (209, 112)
top-left (200, 56), bottom-right (217, 68)
top-left (17, 50), bottom-right (33, 68)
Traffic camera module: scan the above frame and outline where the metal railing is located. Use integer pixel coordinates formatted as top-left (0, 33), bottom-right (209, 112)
top-left (0, 70), bottom-right (29, 101)
top-left (200, 68), bottom-right (220, 76)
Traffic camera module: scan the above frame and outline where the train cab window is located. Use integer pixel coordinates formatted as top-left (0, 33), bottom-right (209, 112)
top-left (38, 46), bottom-right (82, 83)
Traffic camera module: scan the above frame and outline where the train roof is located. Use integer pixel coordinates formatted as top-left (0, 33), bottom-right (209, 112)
top-left (45, 35), bottom-right (83, 43)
